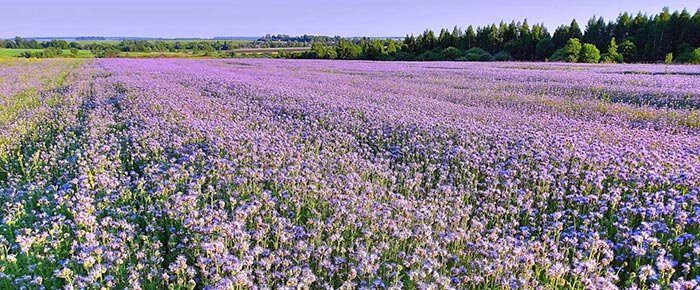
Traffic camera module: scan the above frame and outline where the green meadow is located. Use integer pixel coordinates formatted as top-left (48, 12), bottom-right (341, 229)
top-left (0, 48), bottom-right (93, 58)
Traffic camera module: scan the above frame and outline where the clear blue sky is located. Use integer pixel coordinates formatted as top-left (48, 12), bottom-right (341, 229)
top-left (1, 0), bottom-right (698, 38)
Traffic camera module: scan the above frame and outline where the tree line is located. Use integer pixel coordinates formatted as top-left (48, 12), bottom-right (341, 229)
top-left (0, 35), bottom-right (336, 57)
top-left (2, 7), bottom-right (699, 62)
top-left (294, 7), bottom-right (700, 63)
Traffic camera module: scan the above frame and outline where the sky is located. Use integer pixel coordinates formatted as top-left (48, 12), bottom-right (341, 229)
top-left (1, 0), bottom-right (698, 38)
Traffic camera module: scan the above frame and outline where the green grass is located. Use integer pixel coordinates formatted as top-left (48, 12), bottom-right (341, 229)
top-left (118, 51), bottom-right (216, 58)
top-left (0, 49), bottom-right (93, 58)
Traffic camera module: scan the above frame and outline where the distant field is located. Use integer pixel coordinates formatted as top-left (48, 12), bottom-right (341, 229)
top-left (0, 48), bottom-right (93, 58)
top-left (73, 39), bottom-right (254, 45)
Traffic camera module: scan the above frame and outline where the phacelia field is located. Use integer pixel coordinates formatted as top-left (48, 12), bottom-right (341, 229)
top-left (1, 59), bottom-right (700, 289)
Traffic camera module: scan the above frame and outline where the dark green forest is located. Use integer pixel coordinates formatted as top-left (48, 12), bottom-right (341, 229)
top-left (298, 7), bottom-right (700, 63)
top-left (2, 7), bottom-right (699, 63)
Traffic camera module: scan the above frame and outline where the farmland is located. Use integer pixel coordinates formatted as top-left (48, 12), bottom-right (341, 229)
top-left (0, 49), bottom-right (93, 58)
top-left (0, 58), bottom-right (699, 289)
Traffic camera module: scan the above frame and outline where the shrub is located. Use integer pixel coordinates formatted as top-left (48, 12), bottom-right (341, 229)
top-left (309, 42), bottom-right (336, 59)
top-left (550, 38), bottom-right (584, 63)
top-left (391, 52), bottom-right (416, 61)
top-left (564, 38), bottom-right (582, 62)
top-left (461, 47), bottom-right (492, 61)
top-left (664, 53), bottom-right (673, 64)
top-left (549, 48), bottom-right (567, 62)
top-left (579, 43), bottom-right (600, 63)
top-left (676, 47), bottom-right (700, 64)
top-left (493, 51), bottom-right (514, 61)
top-left (94, 49), bottom-right (121, 58)
top-left (43, 47), bottom-right (63, 58)
top-left (619, 39), bottom-right (637, 62)
top-left (418, 51), bottom-right (442, 61)
top-left (440, 47), bottom-right (464, 61)
top-left (600, 38), bottom-right (623, 63)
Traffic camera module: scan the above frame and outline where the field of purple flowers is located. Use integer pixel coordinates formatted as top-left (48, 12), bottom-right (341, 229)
top-left (1, 58), bottom-right (700, 289)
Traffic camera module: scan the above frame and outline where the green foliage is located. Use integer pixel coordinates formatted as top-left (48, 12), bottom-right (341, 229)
top-left (45, 39), bottom-right (70, 49)
top-left (549, 48), bottom-right (567, 61)
top-left (619, 39), bottom-right (637, 62)
top-left (43, 47), bottom-right (63, 58)
top-left (461, 47), bottom-right (493, 61)
top-left (18, 47), bottom-right (63, 58)
top-left (391, 51), bottom-right (416, 61)
top-left (385, 39), bottom-right (398, 54)
top-left (607, 37), bottom-right (619, 55)
top-left (335, 39), bottom-right (361, 60)
top-left (676, 47), bottom-right (700, 64)
top-left (420, 30), bottom-right (437, 52)
top-left (582, 16), bottom-right (608, 52)
top-left (493, 51), bottom-right (514, 61)
top-left (664, 53), bottom-right (673, 64)
top-left (552, 25), bottom-right (570, 48)
top-left (440, 47), bottom-right (464, 60)
top-left (569, 19), bottom-right (583, 40)
top-left (290, 7), bottom-right (700, 63)
top-left (579, 43), bottom-right (601, 63)
top-left (418, 50), bottom-right (442, 61)
top-left (93, 48), bottom-right (121, 58)
top-left (563, 38), bottom-right (582, 62)
top-left (535, 38), bottom-right (555, 61)
top-left (601, 38), bottom-right (623, 63)
top-left (4, 7), bottom-right (696, 63)
top-left (361, 40), bottom-right (385, 60)
top-left (308, 42), bottom-right (336, 59)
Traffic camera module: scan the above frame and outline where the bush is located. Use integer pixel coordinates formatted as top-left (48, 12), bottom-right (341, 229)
top-left (309, 42), bottom-right (336, 59)
top-left (460, 47), bottom-right (492, 61)
top-left (391, 52), bottom-right (416, 61)
top-left (600, 53), bottom-right (623, 63)
top-left (43, 47), bottom-right (63, 58)
top-left (550, 39), bottom-right (583, 63)
top-left (94, 49), bottom-right (121, 58)
top-left (600, 38), bottom-right (623, 63)
top-left (564, 38), bottom-right (582, 62)
top-left (335, 39), bottom-right (361, 60)
top-left (493, 51), bottom-right (513, 61)
top-left (440, 47), bottom-right (464, 61)
top-left (418, 51), bottom-right (442, 61)
top-left (18, 48), bottom-right (64, 58)
top-left (619, 39), bottom-right (637, 62)
top-left (664, 53), bottom-right (673, 64)
top-left (579, 43), bottom-right (600, 63)
top-left (549, 48), bottom-right (567, 62)
top-left (464, 47), bottom-right (489, 56)
top-left (676, 47), bottom-right (700, 64)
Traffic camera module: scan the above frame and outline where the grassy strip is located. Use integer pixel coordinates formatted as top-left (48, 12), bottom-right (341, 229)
top-left (0, 49), bottom-right (93, 58)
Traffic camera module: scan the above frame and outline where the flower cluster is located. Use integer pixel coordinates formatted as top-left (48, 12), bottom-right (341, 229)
top-left (0, 58), bottom-right (699, 289)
